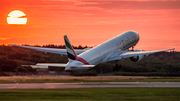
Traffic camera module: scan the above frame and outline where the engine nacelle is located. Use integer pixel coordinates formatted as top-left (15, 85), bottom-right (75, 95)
top-left (130, 49), bottom-right (144, 62)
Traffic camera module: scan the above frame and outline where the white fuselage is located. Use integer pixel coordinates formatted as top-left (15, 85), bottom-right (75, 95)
top-left (65, 31), bottom-right (139, 71)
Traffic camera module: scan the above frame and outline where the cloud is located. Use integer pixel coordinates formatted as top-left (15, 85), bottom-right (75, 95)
top-left (76, 0), bottom-right (180, 10)
top-left (0, 38), bottom-right (11, 40)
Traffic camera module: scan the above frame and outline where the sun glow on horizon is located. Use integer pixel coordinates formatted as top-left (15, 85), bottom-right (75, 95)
top-left (7, 10), bottom-right (27, 25)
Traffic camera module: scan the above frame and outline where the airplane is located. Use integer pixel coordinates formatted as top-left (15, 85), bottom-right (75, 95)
top-left (10, 31), bottom-right (175, 72)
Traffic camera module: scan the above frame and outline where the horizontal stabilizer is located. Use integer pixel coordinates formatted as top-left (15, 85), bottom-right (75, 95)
top-left (77, 65), bottom-right (95, 68)
top-left (65, 65), bottom-right (96, 71)
top-left (36, 63), bottom-right (67, 67)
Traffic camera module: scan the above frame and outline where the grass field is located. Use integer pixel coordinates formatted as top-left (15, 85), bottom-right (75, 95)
top-left (0, 88), bottom-right (179, 101)
top-left (0, 76), bottom-right (180, 84)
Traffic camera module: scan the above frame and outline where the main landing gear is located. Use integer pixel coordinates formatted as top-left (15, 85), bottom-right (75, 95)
top-left (113, 60), bottom-right (121, 71)
top-left (131, 46), bottom-right (134, 51)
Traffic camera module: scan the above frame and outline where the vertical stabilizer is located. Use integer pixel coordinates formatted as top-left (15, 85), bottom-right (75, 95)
top-left (64, 35), bottom-right (77, 62)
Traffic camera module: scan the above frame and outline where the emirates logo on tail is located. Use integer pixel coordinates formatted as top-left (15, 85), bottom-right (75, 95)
top-left (64, 35), bottom-right (90, 65)
top-left (64, 35), bottom-right (77, 61)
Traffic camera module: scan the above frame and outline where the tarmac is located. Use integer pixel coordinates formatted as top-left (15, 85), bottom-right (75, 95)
top-left (0, 82), bottom-right (179, 89)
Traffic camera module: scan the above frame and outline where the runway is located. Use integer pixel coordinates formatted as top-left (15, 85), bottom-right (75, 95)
top-left (0, 82), bottom-right (179, 89)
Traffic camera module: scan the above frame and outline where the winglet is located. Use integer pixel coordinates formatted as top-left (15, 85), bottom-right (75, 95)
top-left (64, 35), bottom-right (77, 62)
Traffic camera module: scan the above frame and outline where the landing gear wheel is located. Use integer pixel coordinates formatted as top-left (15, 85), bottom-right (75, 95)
top-left (69, 72), bottom-right (74, 76)
top-left (113, 60), bottom-right (121, 71)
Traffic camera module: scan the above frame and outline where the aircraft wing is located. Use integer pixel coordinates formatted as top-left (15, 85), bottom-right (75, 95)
top-left (10, 44), bottom-right (85, 55)
top-left (108, 48), bottom-right (175, 61)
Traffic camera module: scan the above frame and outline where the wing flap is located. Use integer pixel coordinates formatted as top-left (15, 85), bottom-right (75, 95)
top-left (108, 48), bottom-right (175, 61)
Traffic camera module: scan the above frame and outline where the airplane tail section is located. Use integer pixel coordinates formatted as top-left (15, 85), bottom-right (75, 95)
top-left (64, 35), bottom-right (77, 62)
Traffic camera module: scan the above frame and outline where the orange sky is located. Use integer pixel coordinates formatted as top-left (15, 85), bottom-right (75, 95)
top-left (0, 0), bottom-right (179, 51)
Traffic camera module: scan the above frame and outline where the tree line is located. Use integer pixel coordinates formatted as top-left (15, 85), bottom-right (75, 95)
top-left (22, 44), bottom-right (90, 49)
top-left (0, 45), bottom-right (180, 76)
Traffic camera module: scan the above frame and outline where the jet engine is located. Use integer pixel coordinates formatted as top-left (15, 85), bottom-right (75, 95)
top-left (130, 49), bottom-right (144, 62)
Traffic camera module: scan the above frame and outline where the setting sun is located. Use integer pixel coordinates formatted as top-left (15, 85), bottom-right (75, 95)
top-left (7, 10), bottom-right (27, 25)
